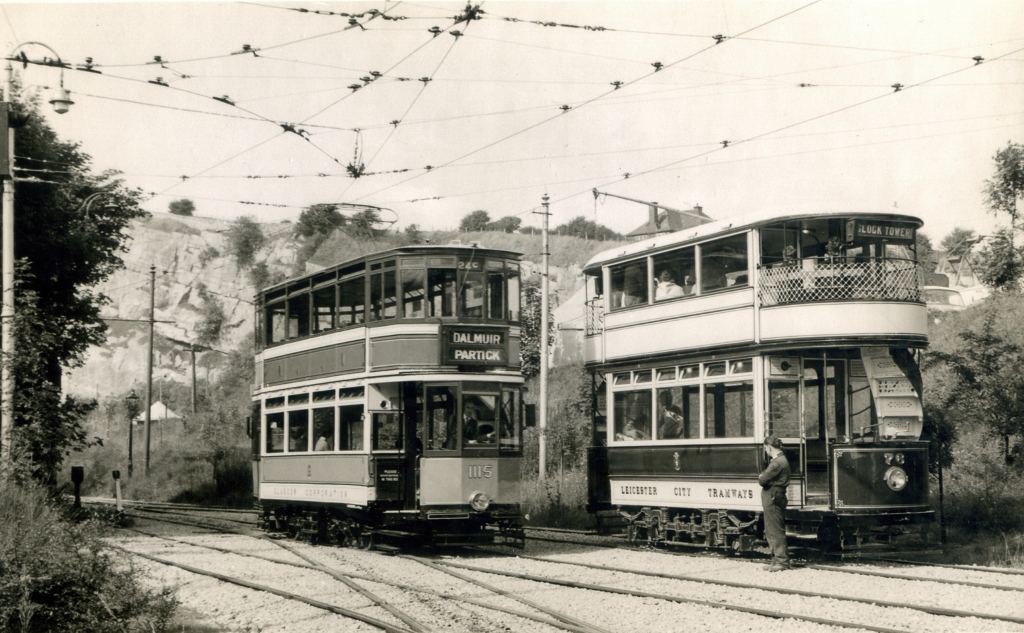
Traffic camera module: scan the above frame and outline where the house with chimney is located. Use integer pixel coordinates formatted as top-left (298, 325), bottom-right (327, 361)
top-left (626, 202), bottom-right (712, 241)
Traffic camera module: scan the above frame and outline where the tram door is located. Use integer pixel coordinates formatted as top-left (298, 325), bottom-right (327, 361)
top-left (802, 359), bottom-right (846, 505)
top-left (402, 382), bottom-right (423, 510)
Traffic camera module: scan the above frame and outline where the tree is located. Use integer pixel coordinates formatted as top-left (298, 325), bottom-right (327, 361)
top-left (978, 228), bottom-right (1023, 292)
top-left (404, 224), bottom-right (424, 244)
top-left (983, 142), bottom-right (1024, 240)
top-left (555, 216), bottom-right (621, 240)
top-left (168, 198), bottom-right (196, 216)
top-left (295, 204), bottom-right (346, 241)
top-left (226, 216), bottom-right (265, 268)
top-left (459, 210), bottom-right (491, 232)
top-left (487, 216), bottom-right (522, 233)
top-left (940, 227), bottom-right (977, 257)
top-left (4, 87), bottom-right (146, 482)
top-left (927, 307), bottom-right (1024, 465)
top-left (519, 280), bottom-right (554, 379)
top-left (348, 208), bottom-right (385, 241)
top-left (916, 232), bottom-right (934, 261)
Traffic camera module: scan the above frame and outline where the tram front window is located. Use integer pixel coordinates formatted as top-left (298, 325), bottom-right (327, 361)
top-left (402, 268), bottom-right (426, 318)
top-left (614, 391), bottom-right (651, 441)
top-left (499, 390), bottom-right (521, 452)
top-left (426, 386), bottom-right (457, 450)
top-left (463, 394), bottom-right (497, 445)
top-left (428, 269), bottom-right (457, 317)
top-left (767, 381), bottom-right (801, 438)
top-left (460, 270), bottom-right (485, 318)
top-left (803, 360), bottom-right (846, 440)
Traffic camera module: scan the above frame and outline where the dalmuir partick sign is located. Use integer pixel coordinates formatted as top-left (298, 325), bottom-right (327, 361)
top-left (441, 325), bottom-right (509, 366)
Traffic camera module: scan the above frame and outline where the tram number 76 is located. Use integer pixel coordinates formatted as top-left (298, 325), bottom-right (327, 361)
top-left (467, 465), bottom-right (493, 479)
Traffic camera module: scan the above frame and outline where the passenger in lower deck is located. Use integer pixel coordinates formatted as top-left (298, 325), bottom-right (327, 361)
top-left (759, 435), bottom-right (791, 571)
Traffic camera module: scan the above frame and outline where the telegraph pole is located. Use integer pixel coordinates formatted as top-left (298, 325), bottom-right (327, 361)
top-left (539, 194), bottom-right (550, 479)
top-left (143, 264), bottom-right (155, 475)
top-left (0, 60), bottom-right (14, 477)
top-left (190, 342), bottom-right (197, 415)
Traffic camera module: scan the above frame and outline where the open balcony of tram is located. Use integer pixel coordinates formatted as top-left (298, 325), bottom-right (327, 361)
top-left (582, 213), bottom-right (927, 363)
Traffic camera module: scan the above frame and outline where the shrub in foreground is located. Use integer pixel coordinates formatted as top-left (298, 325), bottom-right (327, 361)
top-left (521, 469), bottom-right (592, 530)
top-left (0, 482), bottom-right (178, 632)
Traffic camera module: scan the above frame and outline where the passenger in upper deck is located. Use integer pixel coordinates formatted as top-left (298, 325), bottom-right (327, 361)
top-left (655, 270), bottom-right (687, 300)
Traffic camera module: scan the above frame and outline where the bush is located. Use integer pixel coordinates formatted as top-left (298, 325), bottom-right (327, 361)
top-left (520, 470), bottom-right (592, 529)
top-left (0, 482), bottom-right (178, 632)
top-left (226, 216), bottom-right (265, 268)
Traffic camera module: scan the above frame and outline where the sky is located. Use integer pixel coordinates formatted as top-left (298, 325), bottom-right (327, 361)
top-left (3, 1), bottom-right (1023, 242)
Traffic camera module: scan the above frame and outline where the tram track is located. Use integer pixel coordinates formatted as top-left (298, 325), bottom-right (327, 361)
top-left (116, 513), bottom-right (607, 633)
top-left (117, 507), bottom-right (1024, 632)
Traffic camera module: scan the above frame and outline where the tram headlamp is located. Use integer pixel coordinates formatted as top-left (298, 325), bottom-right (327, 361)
top-left (470, 491), bottom-right (490, 512)
top-left (884, 466), bottom-right (908, 492)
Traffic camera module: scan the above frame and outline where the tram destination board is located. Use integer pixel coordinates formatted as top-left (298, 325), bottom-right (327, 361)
top-left (441, 325), bottom-right (509, 366)
top-left (845, 219), bottom-right (916, 243)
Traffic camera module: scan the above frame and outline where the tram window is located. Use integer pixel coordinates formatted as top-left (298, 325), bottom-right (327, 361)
top-left (610, 260), bottom-right (648, 309)
top-left (288, 393), bottom-right (309, 405)
top-left (704, 381), bottom-right (754, 438)
top-left (767, 381), bottom-right (801, 438)
top-left (426, 386), bottom-right (457, 450)
top-left (704, 362), bottom-right (726, 377)
top-left (265, 397), bottom-right (285, 409)
top-left (463, 394), bottom-right (497, 445)
top-left (370, 269), bottom-right (397, 321)
top-left (614, 391), bottom-right (652, 441)
top-left (338, 276), bottom-right (365, 326)
top-left (803, 361), bottom-right (841, 440)
top-left (401, 268), bottom-right (426, 318)
top-left (487, 263), bottom-right (504, 321)
top-left (287, 409), bottom-right (309, 452)
top-left (634, 370), bottom-right (652, 384)
top-left (885, 243), bottom-right (914, 261)
top-left (383, 270), bottom-right (397, 318)
top-left (656, 367), bottom-right (676, 382)
top-left (373, 412), bottom-right (402, 450)
top-left (312, 389), bottom-right (335, 402)
top-left (499, 390), bottom-right (521, 453)
top-left (849, 364), bottom-right (874, 439)
top-left (730, 359), bottom-right (753, 374)
top-left (652, 247), bottom-right (696, 301)
top-left (428, 269), bottom-right (457, 317)
top-left (760, 223), bottom-right (800, 266)
top-left (657, 386), bottom-right (698, 439)
top-left (255, 307), bottom-right (264, 350)
top-left (313, 407), bottom-right (334, 451)
top-left (507, 264), bottom-right (521, 321)
top-left (287, 294), bottom-right (310, 339)
top-left (701, 234), bottom-right (748, 293)
top-left (459, 270), bottom-right (485, 318)
top-left (338, 405), bottom-right (363, 450)
top-left (265, 412), bottom-right (284, 453)
top-left (612, 373), bottom-right (631, 386)
top-left (339, 386), bottom-right (364, 400)
top-left (313, 286), bottom-right (336, 333)
top-left (267, 303), bottom-right (286, 344)
top-left (679, 365), bottom-right (699, 380)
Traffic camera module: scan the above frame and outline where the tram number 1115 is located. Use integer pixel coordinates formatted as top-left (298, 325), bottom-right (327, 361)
top-left (467, 465), bottom-right (494, 479)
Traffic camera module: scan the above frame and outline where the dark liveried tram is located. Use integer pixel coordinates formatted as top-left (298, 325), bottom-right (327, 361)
top-left (583, 210), bottom-right (933, 551)
top-left (250, 244), bottom-right (526, 548)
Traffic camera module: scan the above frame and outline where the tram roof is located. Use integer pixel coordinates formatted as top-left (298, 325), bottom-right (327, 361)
top-left (583, 208), bottom-right (924, 273)
top-left (260, 243), bottom-right (523, 296)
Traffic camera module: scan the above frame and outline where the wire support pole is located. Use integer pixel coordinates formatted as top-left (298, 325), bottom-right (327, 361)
top-left (0, 57), bottom-right (13, 478)
top-left (538, 193), bottom-right (550, 479)
top-left (144, 264), bottom-right (155, 476)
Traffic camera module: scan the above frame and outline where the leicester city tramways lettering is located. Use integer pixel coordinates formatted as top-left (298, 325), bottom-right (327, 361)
top-left (707, 487), bottom-right (755, 499)
top-left (615, 482), bottom-right (757, 502)
top-left (620, 485), bottom-right (658, 496)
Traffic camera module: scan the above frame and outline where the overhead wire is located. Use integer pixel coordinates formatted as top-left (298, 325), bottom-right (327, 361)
top-left (349, 0), bottom-right (824, 203)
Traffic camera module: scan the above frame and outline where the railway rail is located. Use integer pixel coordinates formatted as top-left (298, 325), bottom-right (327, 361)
top-left (109, 503), bottom-right (1024, 632)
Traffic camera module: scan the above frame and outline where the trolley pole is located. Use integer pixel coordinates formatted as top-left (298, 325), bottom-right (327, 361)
top-left (539, 194), bottom-right (550, 479)
top-left (143, 264), bottom-right (155, 476)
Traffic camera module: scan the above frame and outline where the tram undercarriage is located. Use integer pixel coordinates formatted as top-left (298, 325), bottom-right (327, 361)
top-left (258, 502), bottom-right (526, 549)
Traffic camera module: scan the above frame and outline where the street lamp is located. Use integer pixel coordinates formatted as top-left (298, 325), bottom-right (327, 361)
top-left (0, 42), bottom-right (72, 475)
top-left (125, 389), bottom-right (140, 478)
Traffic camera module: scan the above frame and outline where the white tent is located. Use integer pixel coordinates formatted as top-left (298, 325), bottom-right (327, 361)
top-left (132, 401), bottom-right (181, 424)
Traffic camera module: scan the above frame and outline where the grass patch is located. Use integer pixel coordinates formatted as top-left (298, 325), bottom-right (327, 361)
top-left (521, 469), bottom-right (593, 530)
top-left (0, 481), bottom-right (179, 631)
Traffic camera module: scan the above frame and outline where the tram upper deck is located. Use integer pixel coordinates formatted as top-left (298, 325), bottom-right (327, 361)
top-left (254, 244), bottom-right (523, 391)
top-left (582, 210), bottom-right (927, 366)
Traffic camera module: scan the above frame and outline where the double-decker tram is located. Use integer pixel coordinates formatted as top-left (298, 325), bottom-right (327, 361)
top-left (584, 210), bottom-right (934, 551)
top-left (250, 244), bottom-right (526, 548)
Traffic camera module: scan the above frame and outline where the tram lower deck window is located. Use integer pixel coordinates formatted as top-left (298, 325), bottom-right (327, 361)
top-left (265, 412), bottom-right (284, 453)
top-left (313, 407), bottom-right (334, 451)
top-left (704, 381), bottom-right (754, 438)
top-left (614, 391), bottom-right (652, 441)
top-left (339, 405), bottom-right (364, 451)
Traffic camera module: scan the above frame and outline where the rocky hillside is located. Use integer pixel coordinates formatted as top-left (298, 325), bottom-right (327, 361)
top-left (65, 214), bottom-right (626, 401)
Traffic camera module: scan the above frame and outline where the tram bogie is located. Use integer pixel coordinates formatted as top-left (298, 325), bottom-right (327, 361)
top-left (583, 210), bottom-right (936, 552)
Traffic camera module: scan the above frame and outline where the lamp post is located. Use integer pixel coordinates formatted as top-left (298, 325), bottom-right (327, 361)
top-left (0, 42), bottom-right (73, 476)
top-left (124, 389), bottom-right (140, 478)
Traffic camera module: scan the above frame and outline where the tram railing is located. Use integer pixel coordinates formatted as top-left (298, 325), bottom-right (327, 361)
top-left (757, 257), bottom-right (922, 307)
top-left (585, 297), bottom-right (604, 336)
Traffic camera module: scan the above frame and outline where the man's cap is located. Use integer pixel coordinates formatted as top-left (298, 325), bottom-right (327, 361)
top-left (763, 435), bottom-right (783, 449)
